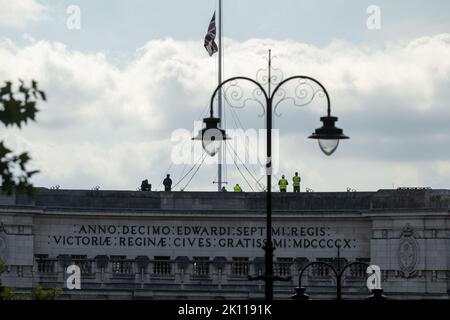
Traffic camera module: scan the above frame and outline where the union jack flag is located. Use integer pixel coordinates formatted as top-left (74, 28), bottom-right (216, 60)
top-left (204, 12), bottom-right (218, 56)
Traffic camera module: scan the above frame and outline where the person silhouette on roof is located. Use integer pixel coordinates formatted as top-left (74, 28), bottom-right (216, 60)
top-left (163, 174), bottom-right (172, 192)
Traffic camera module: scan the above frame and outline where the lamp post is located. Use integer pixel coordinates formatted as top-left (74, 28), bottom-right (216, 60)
top-left (293, 246), bottom-right (371, 300)
top-left (292, 255), bottom-right (387, 300)
top-left (193, 50), bottom-right (349, 300)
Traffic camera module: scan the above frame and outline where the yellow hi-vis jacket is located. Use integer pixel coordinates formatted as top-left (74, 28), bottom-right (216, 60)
top-left (234, 185), bottom-right (242, 192)
top-left (293, 175), bottom-right (301, 187)
top-left (278, 178), bottom-right (288, 190)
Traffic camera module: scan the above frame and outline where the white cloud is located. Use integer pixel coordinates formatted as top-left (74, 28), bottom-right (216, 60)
top-left (0, 0), bottom-right (48, 29)
top-left (1, 34), bottom-right (450, 191)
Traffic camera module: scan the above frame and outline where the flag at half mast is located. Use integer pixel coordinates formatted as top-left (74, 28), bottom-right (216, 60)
top-left (204, 12), bottom-right (218, 56)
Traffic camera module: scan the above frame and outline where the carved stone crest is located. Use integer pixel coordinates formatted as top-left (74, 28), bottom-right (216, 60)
top-left (398, 224), bottom-right (419, 278)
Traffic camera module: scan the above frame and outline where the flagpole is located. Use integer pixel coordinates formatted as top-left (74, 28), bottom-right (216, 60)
top-left (217, 0), bottom-right (223, 191)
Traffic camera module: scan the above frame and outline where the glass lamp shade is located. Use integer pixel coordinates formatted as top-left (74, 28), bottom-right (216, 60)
top-left (318, 139), bottom-right (339, 156)
top-left (192, 117), bottom-right (229, 157)
top-left (201, 128), bottom-right (224, 156)
top-left (309, 116), bottom-right (349, 156)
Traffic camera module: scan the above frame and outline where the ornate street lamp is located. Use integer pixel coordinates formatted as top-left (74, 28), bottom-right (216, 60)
top-left (292, 256), bottom-right (387, 300)
top-left (194, 50), bottom-right (349, 300)
top-left (310, 116), bottom-right (349, 156)
top-left (192, 117), bottom-right (229, 157)
top-left (293, 258), bottom-right (370, 300)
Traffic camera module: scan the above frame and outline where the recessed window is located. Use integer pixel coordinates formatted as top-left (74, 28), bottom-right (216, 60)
top-left (111, 256), bottom-right (132, 275)
top-left (71, 255), bottom-right (93, 275)
top-left (231, 257), bottom-right (249, 277)
top-left (275, 257), bottom-right (293, 277)
top-left (313, 258), bottom-right (333, 277)
top-left (350, 258), bottom-right (370, 278)
top-left (35, 254), bottom-right (55, 274)
top-left (153, 256), bottom-right (172, 276)
top-left (193, 257), bottom-right (210, 277)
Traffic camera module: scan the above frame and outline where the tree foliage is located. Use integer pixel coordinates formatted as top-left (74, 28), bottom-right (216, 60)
top-left (29, 285), bottom-right (62, 300)
top-left (0, 80), bottom-right (46, 195)
top-left (2, 285), bottom-right (62, 300)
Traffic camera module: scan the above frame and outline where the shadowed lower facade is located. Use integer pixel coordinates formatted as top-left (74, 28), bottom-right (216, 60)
top-left (0, 188), bottom-right (449, 299)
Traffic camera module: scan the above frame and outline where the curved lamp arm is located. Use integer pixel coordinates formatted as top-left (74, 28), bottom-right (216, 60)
top-left (271, 75), bottom-right (331, 116)
top-left (208, 76), bottom-right (269, 118)
top-left (338, 261), bottom-right (370, 279)
top-left (298, 261), bottom-right (338, 288)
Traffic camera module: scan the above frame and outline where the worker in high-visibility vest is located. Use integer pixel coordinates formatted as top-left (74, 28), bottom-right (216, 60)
top-left (234, 184), bottom-right (242, 192)
top-left (278, 175), bottom-right (288, 192)
top-left (293, 172), bottom-right (301, 192)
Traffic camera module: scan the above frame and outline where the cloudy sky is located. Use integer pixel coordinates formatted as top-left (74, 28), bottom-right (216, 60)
top-left (1, 0), bottom-right (450, 192)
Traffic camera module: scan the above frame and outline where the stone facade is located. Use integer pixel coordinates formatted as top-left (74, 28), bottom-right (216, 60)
top-left (0, 188), bottom-right (449, 299)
